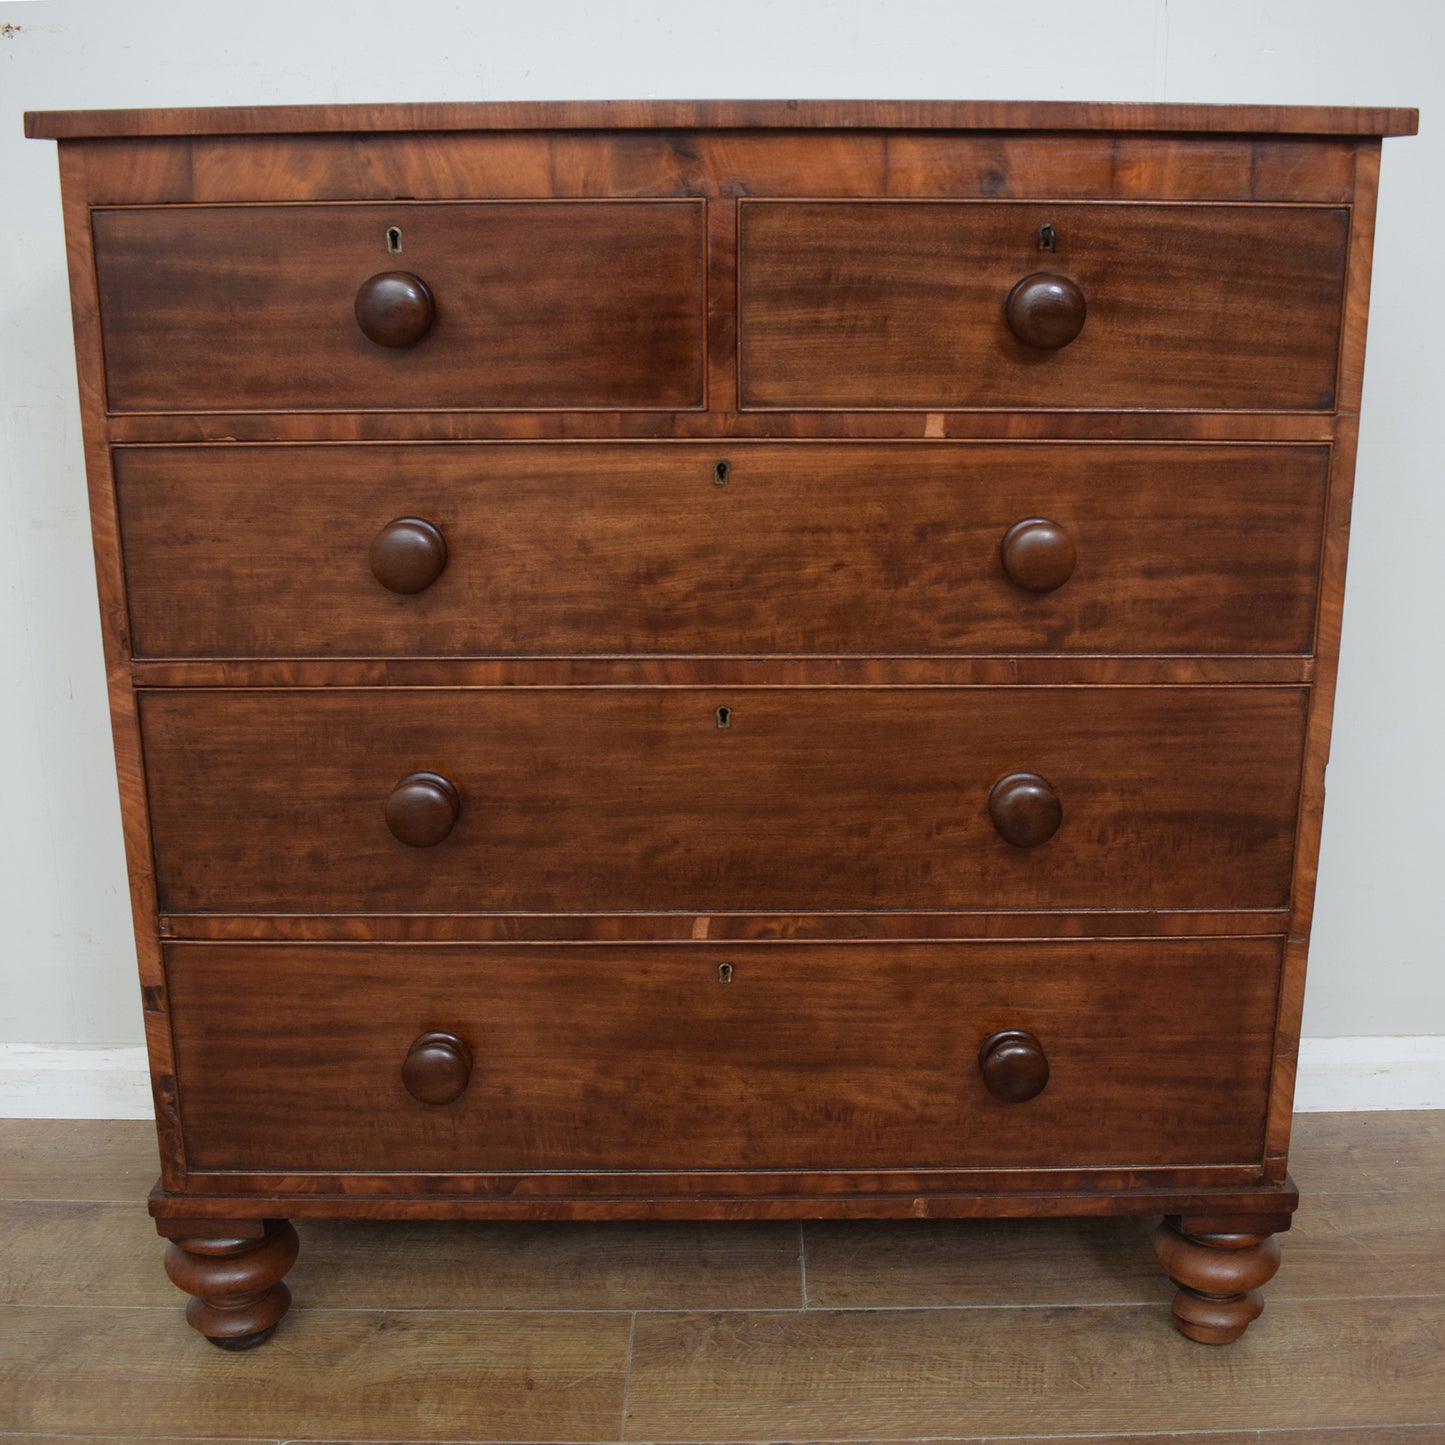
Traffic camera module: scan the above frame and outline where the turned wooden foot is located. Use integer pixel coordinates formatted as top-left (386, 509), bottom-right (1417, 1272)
top-left (1153, 1218), bottom-right (1282, 1344)
top-left (163, 1219), bottom-right (299, 1349)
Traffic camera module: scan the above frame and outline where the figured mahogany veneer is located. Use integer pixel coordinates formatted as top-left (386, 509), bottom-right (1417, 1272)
top-left (138, 686), bottom-right (1306, 914)
top-left (165, 940), bottom-right (1279, 1173)
top-left (30, 98), bottom-right (1414, 1349)
top-left (738, 201), bottom-right (1348, 410)
top-left (113, 442), bottom-right (1329, 658)
top-left (92, 201), bottom-right (707, 412)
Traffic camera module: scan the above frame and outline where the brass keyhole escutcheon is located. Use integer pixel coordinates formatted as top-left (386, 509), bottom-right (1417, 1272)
top-left (716, 705), bottom-right (732, 729)
top-left (718, 962), bottom-right (734, 984)
top-left (713, 459), bottom-right (730, 487)
top-left (386, 226), bottom-right (403, 254)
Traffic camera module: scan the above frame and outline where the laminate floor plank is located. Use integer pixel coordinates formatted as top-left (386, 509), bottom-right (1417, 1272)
top-left (0, 1201), bottom-right (176, 1306)
top-left (3, 1114), bottom-right (1444, 1442)
top-left (0, 1120), bottom-right (156, 1201)
top-left (623, 1299), bottom-right (1445, 1439)
top-left (980, 1431), bottom-right (1445, 1444)
top-left (1247, 1432), bottom-right (1445, 1443)
top-left (803, 1215), bottom-right (1167, 1308)
top-left (1277, 1188), bottom-right (1445, 1299)
top-left (0, 1306), bottom-right (630, 1441)
top-left (292, 1218), bottom-right (803, 1310)
top-left (804, 1181), bottom-right (1445, 1309)
top-left (1289, 1111), bottom-right (1445, 1193)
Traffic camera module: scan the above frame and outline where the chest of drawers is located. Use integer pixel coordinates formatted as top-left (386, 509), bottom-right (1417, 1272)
top-left (27, 98), bottom-right (1416, 1349)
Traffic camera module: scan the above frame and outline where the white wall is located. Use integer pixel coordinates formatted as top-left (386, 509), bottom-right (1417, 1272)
top-left (1, 0), bottom-right (1440, 1064)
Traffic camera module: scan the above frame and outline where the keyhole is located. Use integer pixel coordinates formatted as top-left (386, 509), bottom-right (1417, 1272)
top-left (716, 706), bottom-right (731, 729)
top-left (713, 460), bottom-right (730, 487)
top-left (718, 962), bottom-right (734, 984)
top-left (1037, 223), bottom-right (1057, 252)
top-left (386, 226), bottom-right (404, 255)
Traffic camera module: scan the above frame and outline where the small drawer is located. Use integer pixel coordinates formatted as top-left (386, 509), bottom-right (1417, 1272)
top-left (139, 686), bottom-right (1307, 915)
top-left (739, 201), bottom-right (1348, 410)
top-left (115, 441), bottom-right (1328, 659)
top-left (92, 201), bottom-right (706, 412)
top-left (165, 938), bottom-right (1281, 1173)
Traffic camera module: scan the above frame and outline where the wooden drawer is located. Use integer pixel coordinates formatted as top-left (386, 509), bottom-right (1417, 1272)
top-left (739, 201), bottom-right (1348, 410)
top-left (166, 938), bottom-right (1281, 1173)
top-left (92, 202), bottom-right (706, 412)
top-left (116, 442), bottom-right (1328, 659)
top-left (140, 686), bottom-right (1307, 915)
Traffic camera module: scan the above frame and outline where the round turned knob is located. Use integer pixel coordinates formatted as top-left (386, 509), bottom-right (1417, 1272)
top-left (384, 770), bottom-right (460, 848)
top-left (355, 271), bottom-right (435, 347)
top-left (1000, 517), bottom-right (1076, 594)
top-left (402, 1031), bottom-right (472, 1105)
top-left (988, 771), bottom-right (1062, 848)
top-left (370, 517), bottom-right (448, 594)
top-left (978, 1029), bottom-right (1050, 1103)
top-left (1005, 272), bottom-right (1087, 350)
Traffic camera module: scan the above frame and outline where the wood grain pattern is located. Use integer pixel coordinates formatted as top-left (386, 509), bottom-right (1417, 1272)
top-left (0, 1120), bottom-right (156, 1201)
top-left (24, 99), bottom-right (1420, 137)
top-left (151, 1176), bottom-right (1294, 1215)
top-left (67, 132), bottom-right (1364, 209)
top-left (114, 442), bottom-right (1329, 659)
top-left (29, 104), bottom-right (1413, 1341)
top-left (739, 201), bottom-right (1349, 411)
top-left (163, 938), bottom-right (1280, 1174)
top-left (127, 655), bottom-right (1316, 689)
top-left (5, 1117), bottom-right (1439, 1438)
top-left (56, 143), bottom-right (188, 1188)
top-left (803, 1214), bottom-right (1168, 1308)
top-left (101, 405), bottom-right (1342, 444)
top-left (968, 1433), bottom-right (1445, 1445)
top-left (93, 202), bottom-right (706, 413)
top-left (138, 686), bottom-right (1309, 914)
top-left (16, 1175), bottom-right (1437, 1315)
top-left (622, 1300), bottom-right (1445, 1438)
top-left (157, 908), bottom-right (1290, 944)
top-left (294, 1218), bottom-right (804, 1310)
top-left (1, 1200), bottom-right (189, 1306)
top-left (1290, 1111), bottom-right (1445, 1193)
top-left (0, 1305), bottom-right (630, 1440)
top-left (1264, 143), bottom-right (1387, 1173)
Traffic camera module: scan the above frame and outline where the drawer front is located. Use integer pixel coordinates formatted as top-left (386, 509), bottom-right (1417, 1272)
top-left (116, 442), bottom-right (1328, 659)
top-left (141, 687), bottom-right (1307, 914)
top-left (92, 202), bottom-right (706, 412)
top-left (166, 938), bottom-right (1280, 1173)
top-left (739, 202), bottom-right (1348, 410)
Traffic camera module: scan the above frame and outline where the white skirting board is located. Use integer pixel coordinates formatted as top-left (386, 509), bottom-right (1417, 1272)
top-left (0, 1037), bottom-right (1441, 1119)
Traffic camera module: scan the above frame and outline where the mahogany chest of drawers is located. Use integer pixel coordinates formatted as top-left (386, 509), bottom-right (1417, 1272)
top-left (27, 99), bottom-right (1416, 1348)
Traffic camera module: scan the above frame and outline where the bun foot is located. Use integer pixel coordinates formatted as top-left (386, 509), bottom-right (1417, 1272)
top-left (1153, 1218), bottom-right (1282, 1344)
top-left (163, 1219), bottom-right (299, 1347)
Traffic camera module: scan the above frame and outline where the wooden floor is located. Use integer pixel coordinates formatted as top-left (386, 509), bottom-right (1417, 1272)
top-left (1, 1113), bottom-right (1442, 1443)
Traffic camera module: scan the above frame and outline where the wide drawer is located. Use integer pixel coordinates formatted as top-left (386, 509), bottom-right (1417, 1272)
top-left (739, 201), bottom-right (1348, 410)
top-left (115, 442), bottom-right (1329, 658)
top-left (140, 686), bottom-right (1308, 914)
top-left (165, 938), bottom-right (1281, 1173)
top-left (91, 202), bottom-right (706, 412)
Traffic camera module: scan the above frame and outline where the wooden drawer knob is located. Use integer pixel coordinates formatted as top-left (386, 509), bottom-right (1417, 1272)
top-left (988, 771), bottom-right (1062, 848)
top-left (1005, 273), bottom-right (1086, 350)
top-left (978, 1029), bottom-right (1050, 1103)
top-left (384, 770), bottom-right (460, 847)
top-left (402, 1031), bottom-right (472, 1105)
top-left (355, 271), bottom-right (435, 347)
top-left (1000, 517), bottom-right (1076, 593)
top-left (370, 517), bottom-right (448, 594)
